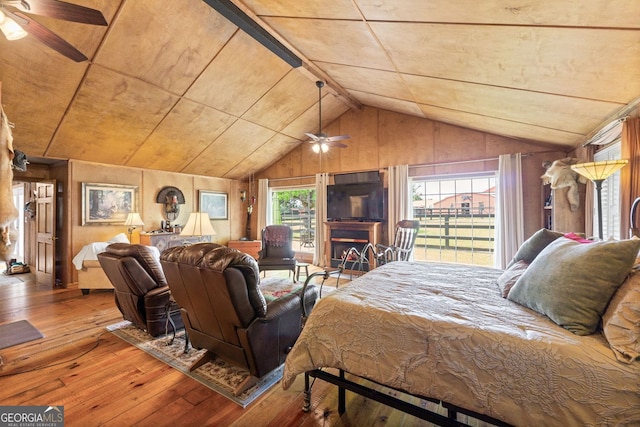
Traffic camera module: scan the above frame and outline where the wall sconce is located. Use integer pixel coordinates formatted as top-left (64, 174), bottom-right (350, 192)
top-left (240, 190), bottom-right (247, 203)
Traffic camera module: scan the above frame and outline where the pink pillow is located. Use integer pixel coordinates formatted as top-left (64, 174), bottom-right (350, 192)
top-left (563, 232), bottom-right (593, 244)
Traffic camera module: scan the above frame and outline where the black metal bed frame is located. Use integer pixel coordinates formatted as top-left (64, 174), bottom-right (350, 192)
top-left (303, 369), bottom-right (512, 427)
top-left (298, 267), bottom-right (512, 427)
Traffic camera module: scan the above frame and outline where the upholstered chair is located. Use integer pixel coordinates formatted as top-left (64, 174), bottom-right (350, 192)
top-left (98, 243), bottom-right (183, 337)
top-left (257, 225), bottom-right (297, 279)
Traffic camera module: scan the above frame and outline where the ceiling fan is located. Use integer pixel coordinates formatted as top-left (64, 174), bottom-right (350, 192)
top-left (0, 0), bottom-right (107, 62)
top-left (305, 80), bottom-right (349, 153)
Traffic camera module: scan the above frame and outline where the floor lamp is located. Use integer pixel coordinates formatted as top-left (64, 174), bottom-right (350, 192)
top-left (571, 160), bottom-right (628, 240)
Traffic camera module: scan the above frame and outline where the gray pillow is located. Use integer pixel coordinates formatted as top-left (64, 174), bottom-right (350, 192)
top-left (495, 260), bottom-right (529, 298)
top-left (507, 228), bottom-right (564, 268)
top-left (508, 237), bottom-right (640, 335)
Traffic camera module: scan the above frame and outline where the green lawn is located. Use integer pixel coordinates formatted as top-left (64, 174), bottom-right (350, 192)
top-left (413, 215), bottom-right (495, 266)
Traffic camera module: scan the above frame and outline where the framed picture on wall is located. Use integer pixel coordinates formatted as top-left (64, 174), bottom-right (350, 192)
top-left (199, 190), bottom-right (228, 220)
top-left (82, 182), bottom-right (138, 225)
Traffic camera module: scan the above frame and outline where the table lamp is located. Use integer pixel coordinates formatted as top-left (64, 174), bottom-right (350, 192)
top-left (180, 212), bottom-right (216, 242)
top-left (124, 212), bottom-right (144, 242)
top-left (571, 159), bottom-right (628, 240)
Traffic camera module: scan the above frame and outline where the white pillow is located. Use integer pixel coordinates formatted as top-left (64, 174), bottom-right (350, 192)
top-left (107, 233), bottom-right (130, 244)
top-left (602, 272), bottom-right (640, 363)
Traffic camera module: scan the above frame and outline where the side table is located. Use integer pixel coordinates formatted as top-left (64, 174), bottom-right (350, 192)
top-left (228, 240), bottom-right (262, 260)
top-left (296, 262), bottom-right (310, 282)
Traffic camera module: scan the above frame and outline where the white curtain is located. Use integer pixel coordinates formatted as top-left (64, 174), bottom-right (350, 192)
top-left (313, 173), bottom-right (330, 266)
top-left (387, 164), bottom-right (411, 241)
top-left (494, 153), bottom-right (525, 269)
top-left (257, 179), bottom-right (269, 238)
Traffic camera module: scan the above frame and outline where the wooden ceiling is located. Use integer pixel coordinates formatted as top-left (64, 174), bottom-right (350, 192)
top-left (0, 0), bottom-right (638, 179)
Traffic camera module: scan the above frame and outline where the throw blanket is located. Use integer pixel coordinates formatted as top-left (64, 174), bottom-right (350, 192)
top-left (263, 225), bottom-right (290, 247)
top-left (282, 261), bottom-right (640, 426)
top-left (72, 233), bottom-right (130, 270)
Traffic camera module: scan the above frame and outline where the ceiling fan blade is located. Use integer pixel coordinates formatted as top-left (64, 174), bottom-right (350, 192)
top-left (305, 132), bottom-right (320, 141)
top-left (327, 142), bottom-right (348, 148)
top-left (14, 11), bottom-right (87, 61)
top-left (326, 135), bottom-right (350, 142)
top-left (13, 0), bottom-right (107, 25)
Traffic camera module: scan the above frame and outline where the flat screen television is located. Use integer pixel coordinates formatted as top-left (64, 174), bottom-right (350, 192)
top-left (327, 182), bottom-right (386, 222)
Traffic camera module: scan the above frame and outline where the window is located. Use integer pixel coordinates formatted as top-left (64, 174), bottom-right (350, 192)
top-left (593, 143), bottom-right (622, 240)
top-left (412, 174), bottom-right (496, 266)
top-left (269, 187), bottom-right (316, 253)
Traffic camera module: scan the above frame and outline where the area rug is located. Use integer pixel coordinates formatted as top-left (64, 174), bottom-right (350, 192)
top-left (0, 274), bottom-right (24, 286)
top-left (0, 320), bottom-right (44, 349)
top-left (107, 321), bottom-right (282, 408)
top-left (260, 273), bottom-right (348, 301)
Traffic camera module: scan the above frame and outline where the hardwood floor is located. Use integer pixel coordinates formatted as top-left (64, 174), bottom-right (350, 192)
top-left (0, 271), bottom-right (459, 427)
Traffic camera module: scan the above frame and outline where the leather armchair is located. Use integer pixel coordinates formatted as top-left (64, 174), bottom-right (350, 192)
top-left (160, 243), bottom-right (317, 393)
top-left (98, 243), bottom-right (184, 337)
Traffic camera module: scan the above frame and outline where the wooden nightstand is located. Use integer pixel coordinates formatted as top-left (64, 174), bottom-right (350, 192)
top-left (228, 240), bottom-right (262, 260)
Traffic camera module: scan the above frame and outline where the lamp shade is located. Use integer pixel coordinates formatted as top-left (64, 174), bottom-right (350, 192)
top-left (571, 160), bottom-right (628, 182)
top-left (124, 212), bottom-right (145, 227)
top-left (180, 212), bottom-right (216, 236)
top-left (311, 142), bottom-right (329, 153)
top-left (0, 10), bottom-right (27, 41)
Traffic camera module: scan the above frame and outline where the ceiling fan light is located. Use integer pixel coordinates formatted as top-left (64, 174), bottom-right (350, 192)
top-left (0, 10), bottom-right (27, 40)
top-left (321, 143), bottom-right (329, 153)
top-left (312, 143), bottom-right (320, 153)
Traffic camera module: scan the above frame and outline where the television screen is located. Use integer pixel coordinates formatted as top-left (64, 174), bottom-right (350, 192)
top-left (327, 183), bottom-right (386, 221)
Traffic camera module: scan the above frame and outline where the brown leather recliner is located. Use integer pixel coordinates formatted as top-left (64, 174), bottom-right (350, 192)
top-left (98, 243), bottom-right (184, 337)
top-left (160, 243), bottom-right (317, 393)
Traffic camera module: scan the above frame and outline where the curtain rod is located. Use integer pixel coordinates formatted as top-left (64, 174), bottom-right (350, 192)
top-left (267, 167), bottom-right (390, 183)
top-left (267, 175), bottom-right (316, 182)
top-left (408, 151), bottom-right (566, 169)
top-left (409, 157), bottom-right (498, 168)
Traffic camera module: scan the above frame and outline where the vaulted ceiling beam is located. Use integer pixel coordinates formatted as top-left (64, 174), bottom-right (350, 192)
top-left (203, 0), bottom-right (361, 111)
top-left (202, 0), bottom-right (301, 67)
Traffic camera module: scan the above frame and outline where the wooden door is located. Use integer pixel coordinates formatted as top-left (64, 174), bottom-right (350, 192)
top-left (35, 181), bottom-right (56, 286)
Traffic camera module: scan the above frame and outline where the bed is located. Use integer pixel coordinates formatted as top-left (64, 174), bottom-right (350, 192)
top-left (72, 233), bottom-right (130, 294)
top-left (282, 232), bottom-right (640, 426)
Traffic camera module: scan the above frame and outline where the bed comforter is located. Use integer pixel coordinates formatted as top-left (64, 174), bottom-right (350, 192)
top-left (282, 261), bottom-right (640, 426)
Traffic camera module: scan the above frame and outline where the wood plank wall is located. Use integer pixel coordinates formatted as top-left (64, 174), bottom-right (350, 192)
top-left (257, 106), bottom-right (570, 240)
top-left (12, 106), bottom-right (588, 286)
top-left (11, 161), bottom-right (246, 286)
